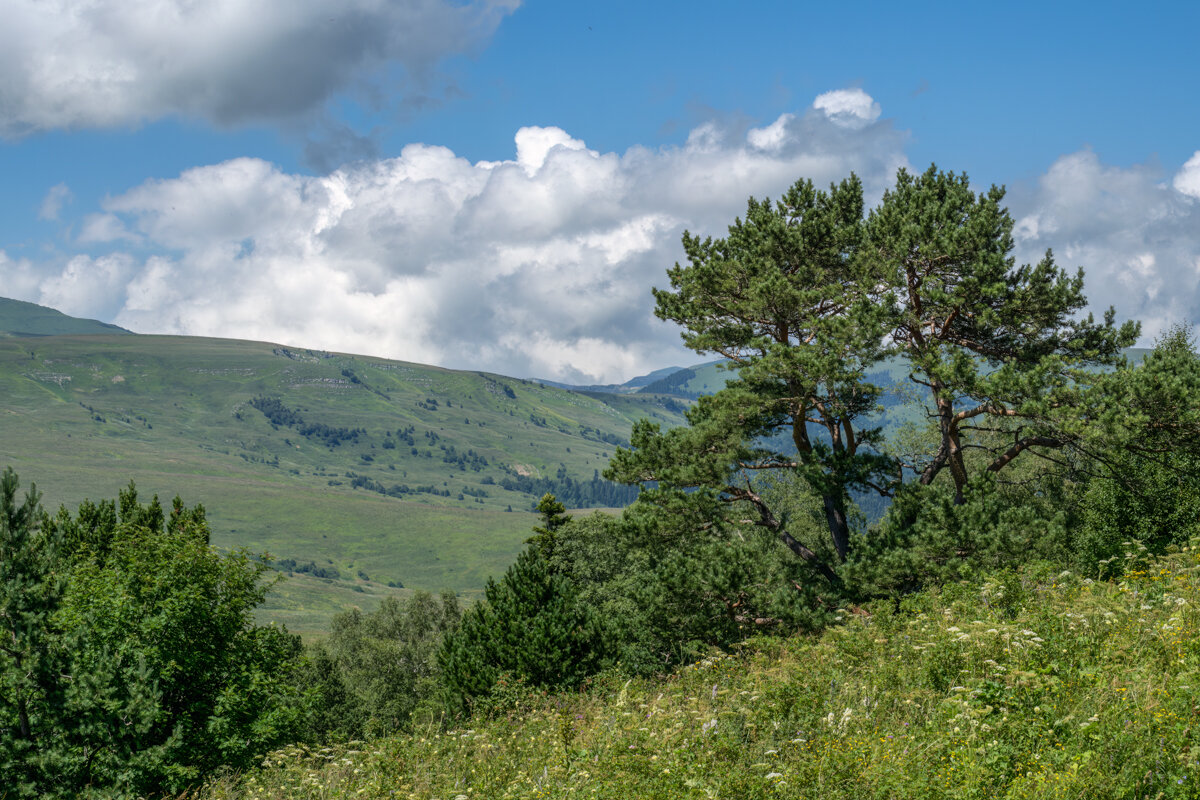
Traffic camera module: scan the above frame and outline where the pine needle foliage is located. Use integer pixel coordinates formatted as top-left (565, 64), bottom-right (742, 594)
top-left (440, 547), bottom-right (611, 712)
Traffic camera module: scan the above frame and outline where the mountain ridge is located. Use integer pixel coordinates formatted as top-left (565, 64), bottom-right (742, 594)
top-left (534, 364), bottom-right (687, 394)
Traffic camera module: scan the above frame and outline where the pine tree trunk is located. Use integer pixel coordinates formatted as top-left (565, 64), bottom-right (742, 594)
top-left (17, 689), bottom-right (30, 740)
top-left (920, 387), bottom-right (969, 504)
top-left (823, 494), bottom-right (851, 562)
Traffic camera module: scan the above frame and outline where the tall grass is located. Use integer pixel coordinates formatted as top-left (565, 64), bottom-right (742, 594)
top-left (197, 543), bottom-right (1200, 799)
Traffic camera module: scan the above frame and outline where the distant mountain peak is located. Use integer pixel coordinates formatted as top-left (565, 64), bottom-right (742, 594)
top-left (535, 365), bottom-right (686, 395)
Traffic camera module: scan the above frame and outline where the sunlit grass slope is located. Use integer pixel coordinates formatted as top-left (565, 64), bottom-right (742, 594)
top-left (0, 296), bottom-right (132, 337)
top-left (0, 332), bottom-right (686, 634)
top-left (204, 545), bottom-right (1200, 799)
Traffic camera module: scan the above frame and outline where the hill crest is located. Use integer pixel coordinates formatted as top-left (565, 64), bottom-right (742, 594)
top-left (0, 297), bottom-right (132, 337)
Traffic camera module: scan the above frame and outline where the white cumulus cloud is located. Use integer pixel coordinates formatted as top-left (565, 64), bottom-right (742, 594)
top-left (36, 253), bottom-right (139, 320)
top-left (1010, 149), bottom-right (1200, 343)
top-left (14, 91), bottom-right (909, 383)
top-left (813, 88), bottom-right (882, 129)
top-left (747, 113), bottom-right (796, 152)
top-left (1174, 151), bottom-right (1200, 199)
top-left (14, 90), bottom-right (1199, 381)
top-left (0, 0), bottom-right (518, 137)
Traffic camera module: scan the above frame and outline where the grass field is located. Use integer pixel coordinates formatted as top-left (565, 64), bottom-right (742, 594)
top-left (199, 545), bottom-right (1200, 799)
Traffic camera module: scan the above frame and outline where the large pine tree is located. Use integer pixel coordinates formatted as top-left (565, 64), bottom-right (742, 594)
top-left (608, 166), bottom-right (1140, 592)
top-left (866, 166), bottom-right (1139, 502)
top-left (608, 176), bottom-right (891, 584)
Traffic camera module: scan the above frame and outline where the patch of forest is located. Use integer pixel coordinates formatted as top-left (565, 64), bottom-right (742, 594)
top-left (636, 365), bottom-right (699, 397)
top-left (497, 464), bottom-right (639, 508)
top-left (249, 395), bottom-right (365, 447)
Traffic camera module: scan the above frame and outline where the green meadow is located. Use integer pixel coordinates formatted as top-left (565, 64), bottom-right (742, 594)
top-left (0, 316), bottom-right (687, 635)
top-left (199, 546), bottom-right (1200, 800)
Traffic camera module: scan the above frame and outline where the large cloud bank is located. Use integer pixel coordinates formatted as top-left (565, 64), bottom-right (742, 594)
top-left (10, 90), bottom-right (1200, 383)
top-left (18, 91), bottom-right (909, 383)
top-left (0, 0), bottom-right (517, 136)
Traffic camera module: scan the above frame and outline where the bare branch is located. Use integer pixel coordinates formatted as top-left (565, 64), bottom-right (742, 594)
top-left (723, 485), bottom-right (842, 588)
top-left (986, 435), bottom-right (1063, 474)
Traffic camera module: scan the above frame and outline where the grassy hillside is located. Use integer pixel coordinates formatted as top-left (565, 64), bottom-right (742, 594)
top-left (198, 546), bottom-right (1200, 799)
top-left (0, 332), bottom-right (687, 634)
top-left (0, 297), bottom-right (132, 337)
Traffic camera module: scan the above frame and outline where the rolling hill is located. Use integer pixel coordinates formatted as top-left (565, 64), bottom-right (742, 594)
top-left (0, 300), bottom-right (689, 634)
top-left (0, 296), bottom-right (132, 337)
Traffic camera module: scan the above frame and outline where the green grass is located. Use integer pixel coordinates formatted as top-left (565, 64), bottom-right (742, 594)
top-left (254, 573), bottom-right (407, 637)
top-left (0, 332), bottom-right (687, 635)
top-left (199, 545), bottom-right (1200, 799)
top-left (0, 297), bottom-right (132, 337)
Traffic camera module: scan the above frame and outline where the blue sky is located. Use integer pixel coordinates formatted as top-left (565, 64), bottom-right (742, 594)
top-left (3, 0), bottom-right (1199, 382)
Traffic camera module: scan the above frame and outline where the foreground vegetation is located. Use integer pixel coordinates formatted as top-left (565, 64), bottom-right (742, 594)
top-left (200, 547), bottom-right (1200, 799)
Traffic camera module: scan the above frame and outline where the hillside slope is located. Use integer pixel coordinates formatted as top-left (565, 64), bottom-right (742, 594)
top-left (0, 296), bottom-right (132, 337)
top-left (200, 548), bottom-right (1200, 799)
top-left (0, 331), bottom-right (687, 633)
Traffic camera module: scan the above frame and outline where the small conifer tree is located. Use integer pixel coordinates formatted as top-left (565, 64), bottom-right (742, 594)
top-left (440, 547), bottom-right (609, 711)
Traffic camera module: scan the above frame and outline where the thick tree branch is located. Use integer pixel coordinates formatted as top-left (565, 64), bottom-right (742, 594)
top-left (953, 402), bottom-right (1018, 424)
top-left (919, 438), bottom-right (952, 486)
top-left (724, 486), bottom-right (842, 589)
top-left (986, 435), bottom-right (1063, 474)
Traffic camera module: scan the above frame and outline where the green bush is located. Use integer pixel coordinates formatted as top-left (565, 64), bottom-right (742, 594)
top-left (1074, 450), bottom-right (1200, 577)
top-left (304, 590), bottom-right (461, 740)
top-left (0, 470), bottom-right (308, 798)
top-left (845, 475), bottom-right (1070, 597)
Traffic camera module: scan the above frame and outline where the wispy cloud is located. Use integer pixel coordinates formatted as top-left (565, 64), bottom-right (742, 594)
top-left (38, 183), bottom-right (73, 221)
